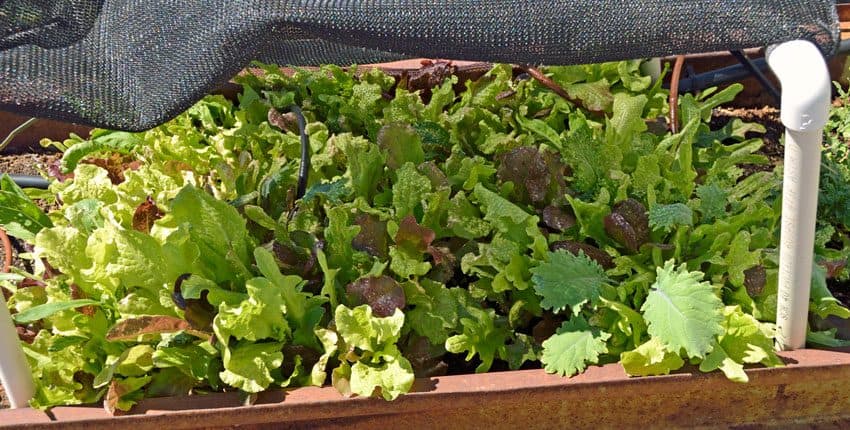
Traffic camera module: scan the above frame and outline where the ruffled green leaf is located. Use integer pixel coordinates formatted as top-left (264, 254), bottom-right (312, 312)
top-left (621, 337), bottom-right (685, 377)
top-left (641, 261), bottom-right (723, 359)
top-left (219, 342), bottom-right (284, 393)
top-left (531, 250), bottom-right (609, 316)
top-left (541, 316), bottom-right (610, 377)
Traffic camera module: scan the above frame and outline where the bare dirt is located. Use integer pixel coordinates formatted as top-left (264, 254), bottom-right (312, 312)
top-left (712, 105), bottom-right (784, 175)
top-left (0, 152), bottom-right (60, 177)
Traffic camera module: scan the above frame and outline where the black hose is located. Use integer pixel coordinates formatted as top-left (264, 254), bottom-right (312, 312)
top-left (289, 104), bottom-right (310, 200)
top-left (670, 60), bottom-right (765, 93)
top-left (669, 52), bottom-right (781, 103)
top-left (730, 50), bottom-right (781, 104)
top-left (7, 174), bottom-right (49, 189)
top-left (1, 117), bottom-right (49, 189)
top-left (839, 39), bottom-right (850, 55)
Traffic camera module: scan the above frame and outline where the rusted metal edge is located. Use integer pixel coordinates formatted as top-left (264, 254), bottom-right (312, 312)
top-left (0, 112), bottom-right (91, 155)
top-left (839, 4), bottom-right (850, 40)
top-left (3, 348), bottom-right (850, 429)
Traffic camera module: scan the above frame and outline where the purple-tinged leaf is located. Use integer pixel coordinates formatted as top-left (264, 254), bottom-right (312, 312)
top-left (426, 244), bottom-right (456, 284)
top-left (404, 335), bottom-right (448, 378)
top-left (604, 198), bottom-right (649, 252)
top-left (171, 274), bottom-right (215, 332)
top-left (351, 213), bottom-right (389, 259)
top-left (378, 123), bottom-right (424, 170)
top-left (541, 205), bottom-right (576, 232)
top-left (395, 215), bottom-right (436, 253)
top-left (106, 315), bottom-right (206, 341)
top-left (346, 275), bottom-right (406, 317)
top-left (273, 239), bottom-right (318, 278)
top-left (743, 265), bottom-right (766, 297)
top-left (821, 260), bottom-right (848, 280)
top-left (268, 107), bottom-right (299, 134)
top-left (497, 147), bottom-right (550, 205)
top-left (418, 161), bottom-right (450, 188)
top-left (132, 196), bottom-right (163, 234)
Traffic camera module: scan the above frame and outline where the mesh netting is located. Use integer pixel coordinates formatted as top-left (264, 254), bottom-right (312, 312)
top-left (0, 1), bottom-right (838, 131)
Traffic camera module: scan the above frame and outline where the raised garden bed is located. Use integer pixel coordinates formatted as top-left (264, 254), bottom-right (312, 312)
top-left (2, 348), bottom-right (850, 429)
top-left (3, 54), bottom-right (850, 428)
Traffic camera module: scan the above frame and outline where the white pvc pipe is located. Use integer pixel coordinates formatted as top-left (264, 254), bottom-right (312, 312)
top-left (767, 40), bottom-right (831, 350)
top-left (0, 292), bottom-right (34, 408)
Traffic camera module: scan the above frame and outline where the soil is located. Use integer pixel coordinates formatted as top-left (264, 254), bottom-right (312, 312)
top-left (0, 152), bottom-right (59, 177)
top-left (833, 280), bottom-right (850, 311)
top-left (711, 105), bottom-right (783, 175)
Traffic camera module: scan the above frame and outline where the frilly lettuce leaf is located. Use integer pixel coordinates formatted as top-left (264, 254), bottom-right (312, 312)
top-left (23, 331), bottom-right (102, 409)
top-left (541, 316), bottom-right (610, 377)
top-left (53, 164), bottom-right (117, 206)
top-left (642, 261), bottom-right (724, 359)
top-left (156, 185), bottom-right (253, 284)
top-left (699, 306), bottom-right (783, 382)
top-left (332, 305), bottom-right (414, 400)
top-left (621, 337), bottom-right (685, 377)
top-left (445, 305), bottom-right (511, 373)
top-left (213, 277), bottom-right (290, 343)
top-left (219, 341), bottom-right (284, 393)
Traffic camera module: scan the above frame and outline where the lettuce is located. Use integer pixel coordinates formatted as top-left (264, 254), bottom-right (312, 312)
top-left (332, 305), bottom-right (413, 400)
top-left (1, 60), bottom-right (820, 411)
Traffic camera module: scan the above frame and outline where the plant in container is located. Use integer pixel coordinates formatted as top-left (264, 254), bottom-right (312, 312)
top-left (0, 1), bottom-right (845, 427)
top-left (1, 45), bottom-right (850, 427)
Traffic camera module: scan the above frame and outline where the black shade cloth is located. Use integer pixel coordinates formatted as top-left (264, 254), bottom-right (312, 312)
top-left (0, 1), bottom-right (838, 131)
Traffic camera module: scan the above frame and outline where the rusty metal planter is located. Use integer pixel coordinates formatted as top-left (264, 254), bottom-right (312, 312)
top-left (2, 348), bottom-right (850, 429)
top-left (4, 50), bottom-right (850, 429)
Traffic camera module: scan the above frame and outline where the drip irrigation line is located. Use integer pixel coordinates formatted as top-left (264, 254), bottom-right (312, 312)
top-left (521, 65), bottom-right (571, 101)
top-left (519, 65), bottom-right (605, 114)
top-left (290, 104), bottom-right (310, 200)
top-left (6, 175), bottom-right (48, 189)
top-left (669, 55), bottom-right (686, 134)
top-left (0, 117), bottom-right (50, 189)
top-left (730, 50), bottom-right (781, 104)
top-left (671, 59), bottom-right (767, 93)
top-left (840, 38), bottom-right (850, 54)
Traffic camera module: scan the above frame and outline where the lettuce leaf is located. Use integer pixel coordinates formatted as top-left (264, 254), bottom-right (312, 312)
top-left (332, 305), bottom-right (414, 400)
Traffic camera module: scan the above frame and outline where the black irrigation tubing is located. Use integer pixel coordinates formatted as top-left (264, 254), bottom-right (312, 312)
top-left (729, 50), bottom-right (781, 104)
top-left (840, 39), bottom-right (850, 55)
top-left (6, 174), bottom-right (48, 189)
top-left (672, 40), bottom-right (850, 96)
top-left (670, 54), bottom-right (778, 102)
top-left (670, 59), bottom-right (767, 93)
top-left (1, 117), bottom-right (50, 189)
top-left (290, 104), bottom-right (310, 200)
